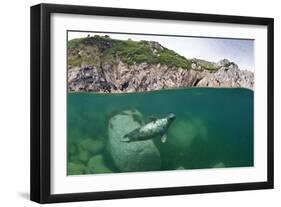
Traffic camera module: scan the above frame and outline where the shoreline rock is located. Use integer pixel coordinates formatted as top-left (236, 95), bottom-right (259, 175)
top-left (68, 59), bottom-right (254, 93)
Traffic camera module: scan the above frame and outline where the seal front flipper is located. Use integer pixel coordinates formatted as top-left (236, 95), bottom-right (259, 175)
top-left (160, 134), bottom-right (167, 143)
top-left (121, 128), bottom-right (140, 142)
top-left (121, 135), bottom-right (131, 142)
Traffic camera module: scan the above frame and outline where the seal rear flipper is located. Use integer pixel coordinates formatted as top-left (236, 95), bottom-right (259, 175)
top-left (161, 134), bottom-right (167, 143)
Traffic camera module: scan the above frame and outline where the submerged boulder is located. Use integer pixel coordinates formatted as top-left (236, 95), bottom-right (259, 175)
top-left (87, 155), bottom-right (112, 174)
top-left (68, 162), bottom-right (87, 175)
top-left (212, 162), bottom-right (225, 168)
top-left (77, 147), bottom-right (91, 164)
top-left (79, 138), bottom-right (105, 155)
top-left (176, 166), bottom-right (185, 170)
top-left (107, 109), bottom-right (161, 172)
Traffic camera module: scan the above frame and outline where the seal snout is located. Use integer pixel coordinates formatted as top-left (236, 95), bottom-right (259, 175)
top-left (167, 113), bottom-right (176, 121)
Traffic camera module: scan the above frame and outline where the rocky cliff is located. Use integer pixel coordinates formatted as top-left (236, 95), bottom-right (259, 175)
top-left (67, 35), bottom-right (254, 93)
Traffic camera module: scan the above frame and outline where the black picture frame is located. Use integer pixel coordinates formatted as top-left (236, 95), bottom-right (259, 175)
top-left (30, 3), bottom-right (274, 204)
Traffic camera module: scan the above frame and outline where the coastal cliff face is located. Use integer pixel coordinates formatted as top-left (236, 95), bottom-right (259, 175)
top-left (67, 35), bottom-right (254, 93)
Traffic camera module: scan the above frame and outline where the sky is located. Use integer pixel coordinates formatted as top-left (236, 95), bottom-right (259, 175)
top-left (68, 31), bottom-right (254, 72)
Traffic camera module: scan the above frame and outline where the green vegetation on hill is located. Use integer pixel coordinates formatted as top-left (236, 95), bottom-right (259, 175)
top-left (105, 38), bottom-right (192, 68)
top-left (191, 58), bottom-right (218, 72)
top-left (67, 35), bottom-right (224, 73)
top-left (68, 35), bottom-right (192, 69)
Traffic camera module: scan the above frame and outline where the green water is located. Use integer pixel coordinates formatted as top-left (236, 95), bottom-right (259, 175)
top-left (67, 88), bottom-right (253, 175)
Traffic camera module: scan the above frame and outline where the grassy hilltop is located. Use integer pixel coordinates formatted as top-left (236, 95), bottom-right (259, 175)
top-left (68, 35), bottom-right (217, 70)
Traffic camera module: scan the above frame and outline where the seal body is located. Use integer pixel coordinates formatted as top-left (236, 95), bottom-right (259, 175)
top-left (122, 113), bottom-right (176, 143)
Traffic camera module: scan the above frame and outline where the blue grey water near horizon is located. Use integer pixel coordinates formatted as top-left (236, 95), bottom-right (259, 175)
top-left (67, 88), bottom-right (254, 175)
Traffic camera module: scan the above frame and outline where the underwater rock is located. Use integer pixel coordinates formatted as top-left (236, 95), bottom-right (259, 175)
top-left (107, 109), bottom-right (161, 172)
top-left (69, 155), bottom-right (79, 163)
top-left (213, 162), bottom-right (225, 168)
top-left (176, 166), bottom-right (185, 170)
top-left (79, 138), bottom-right (105, 155)
top-left (87, 155), bottom-right (112, 174)
top-left (68, 162), bottom-right (87, 175)
top-left (68, 142), bottom-right (78, 156)
top-left (77, 148), bottom-right (91, 164)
